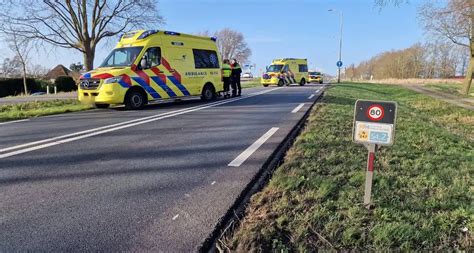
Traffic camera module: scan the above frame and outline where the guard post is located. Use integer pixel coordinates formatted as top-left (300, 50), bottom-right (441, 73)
top-left (353, 100), bottom-right (397, 208)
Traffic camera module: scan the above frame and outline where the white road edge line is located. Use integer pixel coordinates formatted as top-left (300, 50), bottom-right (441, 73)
top-left (308, 94), bottom-right (315, 99)
top-left (0, 88), bottom-right (283, 159)
top-left (0, 119), bottom-right (30, 126)
top-left (172, 214), bottom-right (179, 220)
top-left (228, 127), bottom-right (279, 167)
top-left (291, 103), bottom-right (305, 113)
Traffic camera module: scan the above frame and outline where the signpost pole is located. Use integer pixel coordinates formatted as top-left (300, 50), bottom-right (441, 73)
top-left (363, 144), bottom-right (376, 208)
top-left (353, 100), bottom-right (397, 208)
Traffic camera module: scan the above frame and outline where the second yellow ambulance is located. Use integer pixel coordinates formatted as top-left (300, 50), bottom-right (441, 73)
top-left (261, 58), bottom-right (308, 87)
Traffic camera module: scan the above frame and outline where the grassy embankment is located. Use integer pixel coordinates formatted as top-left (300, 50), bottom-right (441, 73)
top-left (242, 78), bottom-right (262, 89)
top-left (0, 100), bottom-right (91, 122)
top-left (425, 82), bottom-right (474, 98)
top-left (226, 83), bottom-right (473, 251)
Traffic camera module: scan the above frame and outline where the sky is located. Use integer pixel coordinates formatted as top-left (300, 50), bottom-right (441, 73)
top-left (0, 0), bottom-right (427, 76)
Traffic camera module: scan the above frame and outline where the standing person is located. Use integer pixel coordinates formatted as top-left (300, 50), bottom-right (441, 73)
top-left (231, 59), bottom-right (242, 97)
top-left (222, 59), bottom-right (232, 98)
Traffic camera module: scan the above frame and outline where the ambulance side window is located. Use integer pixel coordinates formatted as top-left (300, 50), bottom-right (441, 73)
top-left (193, 49), bottom-right (220, 69)
top-left (298, 64), bottom-right (308, 72)
top-left (141, 47), bottom-right (161, 69)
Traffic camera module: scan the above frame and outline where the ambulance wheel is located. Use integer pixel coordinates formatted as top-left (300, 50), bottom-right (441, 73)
top-left (299, 78), bottom-right (306, 86)
top-left (263, 84), bottom-right (269, 87)
top-left (319, 80), bottom-right (323, 84)
top-left (278, 80), bottom-right (285, 87)
top-left (125, 88), bottom-right (146, 110)
top-left (201, 83), bottom-right (216, 101)
top-left (95, 103), bottom-right (110, 109)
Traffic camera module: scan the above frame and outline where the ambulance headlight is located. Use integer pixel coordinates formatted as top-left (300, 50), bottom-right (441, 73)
top-left (104, 76), bottom-right (122, 84)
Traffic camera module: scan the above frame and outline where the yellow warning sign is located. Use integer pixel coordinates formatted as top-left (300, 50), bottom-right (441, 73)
top-left (358, 130), bottom-right (368, 140)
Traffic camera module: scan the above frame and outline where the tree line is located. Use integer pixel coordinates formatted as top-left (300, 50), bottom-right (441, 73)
top-left (374, 0), bottom-right (472, 94)
top-left (345, 42), bottom-right (469, 80)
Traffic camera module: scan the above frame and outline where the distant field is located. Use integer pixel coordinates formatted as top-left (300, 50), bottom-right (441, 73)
top-left (358, 78), bottom-right (473, 97)
top-left (0, 99), bottom-right (91, 122)
top-left (226, 83), bottom-right (473, 251)
top-left (424, 83), bottom-right (473, 98)
top-left (362, 78), bottom-right (463, 85)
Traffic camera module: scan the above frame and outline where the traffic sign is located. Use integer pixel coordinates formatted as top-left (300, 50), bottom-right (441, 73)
top-left (353, 100), bottom-right (397, 146)
top-left (336, 60), bottom-right (343, 68)
top-left (367, 104), bottom-right (384, 121)
top-left (352, 100), bottom-right (397, 208)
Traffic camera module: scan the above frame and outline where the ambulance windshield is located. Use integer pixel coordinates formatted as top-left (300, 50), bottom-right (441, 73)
top-left (266, 64), bottom-right (283, 72)
top-left (100, 47), bottom-right (143, 67)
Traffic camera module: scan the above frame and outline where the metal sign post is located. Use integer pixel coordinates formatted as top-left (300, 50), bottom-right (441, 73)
top-left (353, 100), bottom-right (397, 209)
top-left (363, 144), bottom-right (376, 206)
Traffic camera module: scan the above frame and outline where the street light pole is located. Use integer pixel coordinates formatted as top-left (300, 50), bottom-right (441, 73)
top-left (329, 9), bottom-right (343, 83)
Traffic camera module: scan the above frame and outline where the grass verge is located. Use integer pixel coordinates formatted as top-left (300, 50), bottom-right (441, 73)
top-left (0, 99), bottom-right (92, 122)
top-left (242, 79), bottom-right (263, 89)
top-left (424, 83), bottom-right (474, 98)
top-left (226, 83), bottom-right (473, 251)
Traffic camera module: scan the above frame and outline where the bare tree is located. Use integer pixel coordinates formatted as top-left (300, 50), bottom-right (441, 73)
top-left (216, 28), bottom-right (252, 63)
top-left (28, 64), bottom-right (49, 78)
top-left (5, 30), bottom-right (32, 94)
top-left (419, 0), bottom-right (473, 94)
top-left (374, 0), bottom-right (405, 6)
top-left (0, 0), bottom-right (164, 71)
top-left (199, 28), bottom-right (252, 63)
top-left (1, 56), bottom-right (22, 78)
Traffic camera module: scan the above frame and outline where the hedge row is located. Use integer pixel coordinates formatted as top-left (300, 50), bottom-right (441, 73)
top-left (0, 76), bottom-right (77, 98)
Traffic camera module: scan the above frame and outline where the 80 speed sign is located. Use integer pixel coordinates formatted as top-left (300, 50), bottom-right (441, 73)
top-left (366, 105), bottom-right (384, 121)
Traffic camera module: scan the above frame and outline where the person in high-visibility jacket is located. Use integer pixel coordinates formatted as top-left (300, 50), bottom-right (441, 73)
top-left (222, 59), bottom-right (232, 98)
top-left (231, 59), bottom-right (242, 97)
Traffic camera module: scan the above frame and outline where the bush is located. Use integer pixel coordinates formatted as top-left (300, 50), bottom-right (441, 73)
top-left (36, 79), bottom-right (52, 91)
top-left (0, 78), bottom-right (41, 98)
top-left (54, 76), bottom-right (77, 92)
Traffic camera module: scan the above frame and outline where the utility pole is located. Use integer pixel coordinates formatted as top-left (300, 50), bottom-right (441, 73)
top-left (329, 9), bottom-right (343, 83)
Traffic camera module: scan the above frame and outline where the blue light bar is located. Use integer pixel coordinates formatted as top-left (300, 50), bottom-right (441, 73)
top-left (164, 31), bottom-right (181, 36)
top-left (138, 30), bottom-right (159, 39)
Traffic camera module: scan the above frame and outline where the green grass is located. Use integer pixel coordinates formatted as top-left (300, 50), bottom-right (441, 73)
top-left (226, 83), bottom-right (473, 251)
top-left (242, 78), bottom-right (263, 89)
top-left (0, 99), bottom-right (92, 122)
top-left (425, 83), bottom-right (474, 98)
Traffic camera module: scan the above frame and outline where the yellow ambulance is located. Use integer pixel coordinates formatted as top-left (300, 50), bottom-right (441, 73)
top-left (261, 58), bottom-right (308, 87)
top-left (308, 71), bottom-right (323, 84)
top-left (78, 30), bottom-right (223, 109)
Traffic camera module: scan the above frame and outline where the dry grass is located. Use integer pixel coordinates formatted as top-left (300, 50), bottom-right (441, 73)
top-left (357, 78), bottom-right (463, 86)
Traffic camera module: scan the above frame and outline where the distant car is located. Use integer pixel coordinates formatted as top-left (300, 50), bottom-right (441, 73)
top-left (242, 72), bottom-right (253, 78)
top-left (31, 92), bottom-right (46, 96)
top-left (308, 71), bottom-right (323, 84)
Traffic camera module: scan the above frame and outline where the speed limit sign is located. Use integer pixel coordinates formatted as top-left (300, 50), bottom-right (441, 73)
top-left (352, 100), bottom-right (397, 208)
top-left (353, 100), bottom-right (397, 146)
top-left (367, 105), bottom-right (384, 121)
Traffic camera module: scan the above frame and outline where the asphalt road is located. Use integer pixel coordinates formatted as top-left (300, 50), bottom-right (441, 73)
top-left (0, 83), bottom-right (328, 252)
